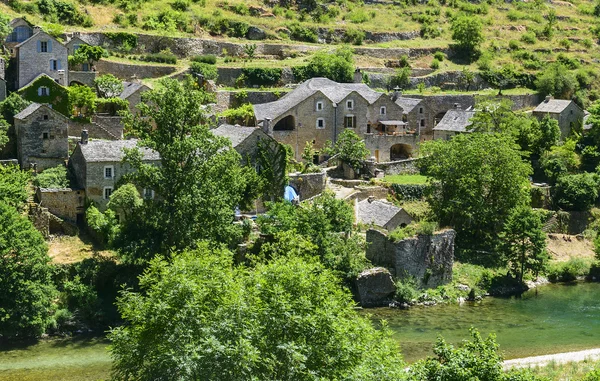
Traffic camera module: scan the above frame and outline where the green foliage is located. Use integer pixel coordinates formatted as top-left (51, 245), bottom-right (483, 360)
top-left (430, 58), bottom-right (440, 70)
top-left (94, 74), bottom-right (124, 98)
top-left (450, 15), bottom-right (484, 58)
top-left (433, 51), bottom-right (445, 61)
top-left (388, 67), bottom-right (411, 90)
top-left (552, 173), bottom-right (599, 211)
top-left (190, 62), bottom-right (218, 80)
top-left (535, 63), bottom-right (578, 99)
top-left (36, 0), bottom-right (93, 26)
top-left (191, 54), bottom-right (217, 64)
top-left (0, 14), bottom-right (12, 42)
top-left (105, 32), bottom-right (138, 49)
top-left (420, 133), bottom-right (532, 263)
top-left (390, 183), bottom-right (427, 201)
top-left (395, 277), bottom-right (419, 303)
top-left (521, 31), bottom-right (537, 44)
top-left (95, 97), bottom-right (129, 116)
top-left (109, 248), bottom-right (404, 380)
top-left (0, 164), bottom-right (31, 209)
top-left (69, 84), bottom-right (97, 117)
top-left (499, 206), bottom-right (548, 283)
top-left (256, 138), bottom-right (289, 202)
top-left (240, 67), bottom-right (282, 87)
top-left (539, 139), bottom-right (580, 184)
top-left (139, 51), bottom-right (177, 64)
top-left (535, 116), bottom-right (561, 154)
top-left (107, 183), bottom-right (143, 219)
top-left (469, 97), bottom-right (518, 133)
top-left (0, 202), bottom-right (57, 340)
top-left (286, 22), bottom-right (318, 42)
top-left (547, 257), bottom-right (592, 282)
top-left (0, 92), bottom-right (32, 125)
top-left (343, 28), bottom-right (365, 45)
top-left (34, 165), bottom-right (70, 188)
top-left (219, 103), bottom-right (255, 125)
top-left (18, 75), bottom-right (70, 116)
top-left (69, 44), bottom-right (106, 66)
top-left (333, 129), bottom-right (370, 171)
top-left (197, 16), bottom-right (250, 38)
top-left (85, 205), bottom-right (120, 247)
top-left (0, 119), bottom-right (9, 151)
top-left (292, 46), bottom-right (354, 83)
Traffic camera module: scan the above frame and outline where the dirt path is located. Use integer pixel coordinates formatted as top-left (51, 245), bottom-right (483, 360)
top-left (503, 348), bottom-right (600, 369)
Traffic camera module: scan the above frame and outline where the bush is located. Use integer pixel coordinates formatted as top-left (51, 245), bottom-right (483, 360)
top-left (430, 58), bottom-right (440, 69)
top-left (390, 183), bottom-right (427, 201)
top-left (191, 54), bottom-right (217, 64)
top-left (547, 258), bottom-right (591, 282)
top-left (171, 0), bottom-right (189, 11)
top-left (395, 278), bottom-right (419, 303)
top-left (190, 62), bottom-right (218, 80)
top-left (240, 67), bottom-right (282, 87)
top-left (521, 31), bottom-right (537, 44)
top-left (105, 32), bottom-right (138, 49)
top-left (343, 28), bottom-right (365, 45)
top-left (508, 39), bottom-right (520, 50)
top-left (345, 8), bottom-right (370, 23)
top-left (140, 52), bottom-right (177, 64)
top-left (433, 51), bottom-right (445, 61)
top-left (287, 22), bottom-right (318, 43)
top-left (34, 165), bottom-right (70, 188)
top-left (95, 97), bottom-right (129, 116)
top-left (552, 173), bottom-right (599, 211)
top-left (292, 46), bottom-right (354, 83)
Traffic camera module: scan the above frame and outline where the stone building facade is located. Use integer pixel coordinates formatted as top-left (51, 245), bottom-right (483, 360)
top-left (4, 18), bottom-right (34, 55)
top-left (533, 96), bottom-right (584, 139)
top-left (14, 103), bottom-right (69, 170)
top-left (253, 78), bottom-right (419, 162)
top-left (15, 30), bottom-right (68, 89)
top-left (0, 58), bottom-right (6, 102)
top-left (211, 124), bottom-right (277, 165)
top-left (36, 187), bottom-right (85, 223)
top-left (68, 137), bottom-right (160, 209)
top-left (119, 82), bottom-right (150, 114)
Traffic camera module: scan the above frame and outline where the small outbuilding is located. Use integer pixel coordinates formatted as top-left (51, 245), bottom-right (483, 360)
top-left (533, 96), bottom-right (584, 139)
top-left (355, 197), bottom-right (413, 231)
top-left (432, 108), bottom-right (475, 140)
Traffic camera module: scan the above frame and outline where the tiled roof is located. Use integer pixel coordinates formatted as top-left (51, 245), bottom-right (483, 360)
top-left (212, 124), bottom-right (260, 148)
top-left (14, 103), bottom-right (50, 120)
top-left (253, 78), bottom-right (384, 121)
top-left (119, 82), bottom-right (148, 100)
top-left (432, 109), bottom-right (476, 132)
top-left (394, 97), bottom-right (422, 113)
top-left (534, 98), bottom-right (574, 114)
top-left (79, 139), bottom-right (160, 162)
top-left (356, 198), bottom-right (403, 228)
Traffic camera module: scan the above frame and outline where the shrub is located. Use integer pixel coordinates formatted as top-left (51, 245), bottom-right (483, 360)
top-left (387, 67), bottom-right (411, 90)
top-left (140, 52), bottom-right (177, 64)
top-left (105, 32), bottom-right (138, 49)
top-left (395, 278), bottom-right (419, 303)
top-left (191, 54), bottom-right (217, 64)
top-left (508, 39), bottom-right (520, 50)
top-left (430, 59), bottom-right (440, 69)
top-left (171, 0), bottom-right (189, 11)
top-left (34, 165), bottom-right (70, 188)
top-left (190, 62), bottom-right (218, 80)
top-left (343, 28), bottom-right (365, 45)
top-left (345, 9), bottom-right (370, 23)
top-left (552, 173), bottom-right (599, 211)
top-left (547, 258), bottom-right (591, 282)
top-left (521, 31), bottom-right (537, 44)
top-left (240, 68), bottom-right (282, 87)
top-left (433, 51), bottom-right (445, 61)
top-left (287, 22), bottom-right (318, 43)
top-left (95, 97), bottom-right (129, 116)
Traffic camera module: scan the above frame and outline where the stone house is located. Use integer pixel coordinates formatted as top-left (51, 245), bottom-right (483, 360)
top-left (393, 92), bottom-right (426, 136)
top-left (432, 108), bottom-right (476, 140)
top-left (14, 29), bottom-right (68, 89)
top-left (65, 36), bottom-right (98, 87)
top-left (355, 197), bottom-right (413, 231)
top-left (14, 102), bottom-right (69, 170)
top-left (211, 124), bottom-right (278, 165)
top-left (68, 136), bottom-right (160, 209)
top-left (253, 78), bottom-right (419, 163)
top-left (533, 96), bottom-right (584, 139)
top-left (17, 74), bottom-right (71, 116)
top-left (36, 187), bottom-right (85, 223)
top-left (4, 18), bottom-right (34, 56)
top-left (119, 82), bottom-right (150, 113)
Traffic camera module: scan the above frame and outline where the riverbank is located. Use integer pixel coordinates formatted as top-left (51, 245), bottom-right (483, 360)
top-left (504, 348), bottom-right (600, 369)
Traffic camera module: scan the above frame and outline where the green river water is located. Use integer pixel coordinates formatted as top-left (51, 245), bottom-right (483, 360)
top-left (0, 282), bottom-right (599, 380)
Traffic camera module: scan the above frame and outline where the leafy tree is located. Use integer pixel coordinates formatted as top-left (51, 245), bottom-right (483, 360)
top-left (460, 66), bottom-right (475, 91)
top-left (94, 74), bottom-right (124, 98)
top-left (481, 65), bottom-right (523, 95)
top-left (500, 206), bottom-right (548, 283)
top-left (0, 202), bottom-right (57, 340)
top-left (119, 79), bottom-right (249, 261)
top-left (333, 129), bottom-right (370, 171)
top-left (469, 97), bottom-right (518, 133)
top-left (0, 92), bottom-right (31, 125)
top-left (552, 173), bottom-right (599, 211)
top-left (69, 84), bottom-right (97, 117)
top-left (219, 103), bottom-right (255, 125)
top-left (86, 205), bottom-right (120, 247)
top-left (69, 44), bottom-right (106, 67)
top-left (539, 139), bottom-right (580, 184)
top-left (294, 46), bottom-right (354, 83)
top-left (0, 14), bottom-right (10, 43)
top-left (256, 138), bottom-right (288, 202)
top-left (107, 183), bottom-right (143, 220)
top-left (420, 134), bottom-right (532, 263)
top-left (109, 247), bottom-right (404, 380)
top-left (450, 15), bottom-right (484, 58)
top-left (387, 67), bottom-right (411, 90)
top-left (534, 116), bottom-right (561, 153)
top-left (0, 119), bottom-right (9, 151)
top-left (33, 165), bottom-right (70, 188)
top-left (190, 62), bottom-right (218, 81)
top-left (535, 63), bottom-right (578, 99)
top-left (0, 164), bottom-right (31, 209)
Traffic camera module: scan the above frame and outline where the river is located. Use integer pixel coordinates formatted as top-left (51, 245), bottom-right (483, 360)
top-left (1, 282), bottom-right (599, 379)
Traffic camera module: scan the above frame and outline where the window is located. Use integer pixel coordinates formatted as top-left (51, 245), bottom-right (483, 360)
top-left (380, 106), bottom-right (386, 115)
top-left (104, 165), bottom-right (114, 179)
top-left (38, 86), bottom-right (49, 96)
top-left (345, 115), bottom-right (356, 128)
top-left (420, 119), bottom-right (425, 127)
top-left (40, 41), bottom-right (48, 52)
top-left (346, 100), bottom-right (354, 110)
top-left (42, 132), bottom-right (49, 139)
top-left (50, 59), bottom-right (60, 71)
top-left (316, 101), bottom-right (323, 111)
top-left (103, 187), bottom-right (113, 200)
top-left (143, 188), bottom-right (155, 200)
top-left (43, 114), bottom-right (49, 120)
top-left (419, 107), bottom-right (424, 114)
top-left (316, 118), bottom-right (325, 129)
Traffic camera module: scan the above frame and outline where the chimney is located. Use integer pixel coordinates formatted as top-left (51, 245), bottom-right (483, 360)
top-left (33, 26), bottom-right (42, 34)
top-left (81, 129), bottom-right (89, 144)
top-left (454, 103), bottom-right (461, 110)
top-left (262, 118), bottom-right (272, 136)
top-left (391, 86), bottom-right (402, 102)
top-left (545, 95), bottom-right (552, 102)
top-left (353, 68), bottom-right (362, 84)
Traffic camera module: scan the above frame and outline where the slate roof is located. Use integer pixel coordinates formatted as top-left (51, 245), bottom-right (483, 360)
top-left (14, 102), bottom-right (66, 121)
top-left (19, 73), bottom-right (66, 91)
top-left (253, 78), bottom-right (384, 121)
top-left (15, 31), bottom-right (63, 49)
top-left (356, 198), bottom-right (403, 228)
top-left (394, 97), bottom-right (422, 113)
top-left (119, 82), bottom-right (148, 100)
top-left (534, 98), bottom-right (574, 114)
top-left (79, 139), bottom-right (160, 162)
top-left (212, 124), bottom-right (260, 148)
top-left (9, 17), bottom-right (33, 28)
top-left (432, 109), bottom-right (476, 132)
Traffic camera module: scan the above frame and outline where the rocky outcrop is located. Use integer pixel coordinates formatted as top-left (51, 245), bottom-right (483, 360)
top-left (366, 229), bottom-right (456, 289)
top-left (355, 267), bottom-right (396, 307)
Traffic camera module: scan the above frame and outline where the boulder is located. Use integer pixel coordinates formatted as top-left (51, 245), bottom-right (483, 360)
top-left (247, 26), bottom-right (267, 40)
top-left (355, 267), bottom-right (396, 307)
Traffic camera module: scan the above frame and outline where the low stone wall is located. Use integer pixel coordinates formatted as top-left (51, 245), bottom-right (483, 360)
top-left (366, 228), bottom-right (456, 288)
top-left (29, 204), bottom-right (78, 238)
top-left (28, 156), bottom-right (67, 171)
top-left (68, 116), bottom-right (123, 140)
top-left (69, 71), bottom-right (97, 87)
top-left (288, 171), bottom-right (326, 200)
top-left (36, 187), bottom-right (85, 222)
top-left (95, 59), bottom-right (177, 80)
top-left (376, 158), bottom-right (420, 175)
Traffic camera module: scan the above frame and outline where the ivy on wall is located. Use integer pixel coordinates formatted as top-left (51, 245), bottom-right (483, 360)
top-left (18, 75), bottom-right (70, 116)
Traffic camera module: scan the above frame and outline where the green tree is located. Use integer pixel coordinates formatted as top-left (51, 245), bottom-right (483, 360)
top-left (534, 116), bottom-right (561, 154)
top-left (334, 129), bottom-right (370, 171)
top-left (107, 183), bottom-right (143, 220)
top-left (469, 97), bottom-right (518, 133)
top-left (0, 202), bottom-right (57, 340)
top-left (256, 138), bottom-right (288, 202)
top-left (69, 44), bottom-right (106, 67)
top-left (94, 74), bottom-right (124, 98)
top-left (552, 173), bottom-right (599, 211)
top-left (190, 62), bottom-right (218, 81)
top-left (109, 247), bottom-right (404, 380)
top-left (0, 118), bottom-right (9, 151)
top-left (0, 92), bottom-right (31, 125)
top-left (119, 79), bottom-right (249, 261)
top-left (69, 84), bottom-right (97, 117)
top-left (388, 67), bottom-right (411, 90)
top-left (294, 46), bottom-right (355, 83)
top-left (33, 165), bottom-right (70, 188)
top-left (500, 206), bottom-right (548, 283)
top-left (420, 134), bottom-right (532, 263)
top-left (535, 63), bottom-right (578, 99)
top-left (539, 139), bottom-right (580, 184)
top-left (450, 15), bottom-right (484, 58)
top-left (0, 164), bottom-right (31, 209)
top-left (0, 14), bottom-right (10, 42)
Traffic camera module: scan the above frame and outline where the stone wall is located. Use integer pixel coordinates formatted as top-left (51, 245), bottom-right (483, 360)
top-left (95, 59), bottom-right (177, 80)
top-left (376, 158), bottom-right (420, 175)
top-left (69, 70), bottom-right (97, 87)
top-left (17, 32), bottom-right (69, 88)
top-left (68, 116), bottom-right (123, 140)
top-left (36, 187), bottom-right (85, 222)
top-left (366, 228), bottom-right (456, 288)
top-left (288, 171), bottom-right (327, 200)
top-left (364, 133), bottom-right (418, 162)
top-left (29, 204), bottom-right (78, 238)
top-left (0, 79), bottom-right (6, 102)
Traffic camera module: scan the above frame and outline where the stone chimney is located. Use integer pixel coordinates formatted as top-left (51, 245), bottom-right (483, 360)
top-left (454, 103), bottom-right (461, 110)
top-left (81, 129), bottom-right (89, 144)
top-left (545, 95), bottom-right (552, 102)
top-left (391, 86), bottom-right (402, 102)
top-left (353, 68), bottom-right (363, 84)
top-left (262, 118), bottom-right (272, 136)
top-left (33, 26), bottom-right (42, 34)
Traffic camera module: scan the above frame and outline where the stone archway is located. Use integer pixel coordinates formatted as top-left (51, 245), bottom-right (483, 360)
top-left (390, 144), bottom-right (412, 161)
top-left (273, 115), bottom-right (295, 131)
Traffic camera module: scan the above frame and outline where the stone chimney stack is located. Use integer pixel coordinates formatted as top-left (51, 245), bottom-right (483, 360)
top-left (81, 129), bottom-right (89, 144)
top-left (262, 118), bottom-right (272, 136)
top-left (545, 95), bottom-right (552, 102)
top-left (391, 86), bottom-right (402, 102)
top-left (353, 68), bottom-right (363, 84)
top-left (454, 103), bottom-right (461, 110)
top-left (33, 26), bottom-right (42, 34)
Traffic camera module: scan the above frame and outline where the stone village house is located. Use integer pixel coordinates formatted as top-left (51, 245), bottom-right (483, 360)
top-left (432, 106), bottom-right (476, 140)
top-left (533, 96), bottom-right (584, 139)
top-left (119, 82), bottom-right (150, 114)
top-left (253, 78), bottom-right (422, 162)
top-left (212, 123), bottom-right (277, 166)
top-left (356, 197), bottom-right (413, 231)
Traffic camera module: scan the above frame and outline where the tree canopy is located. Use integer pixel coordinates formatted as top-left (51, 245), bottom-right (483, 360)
top-left (535, 63), bottom-right (578, 99)
top-left (450, 16), bottom-right (484, 58)
top-left (94, 74), bottom-right (124, 98)
top-left (294, 46), bottom-right (355, 83)
top-left (69, 44), bottom-right (106, 66)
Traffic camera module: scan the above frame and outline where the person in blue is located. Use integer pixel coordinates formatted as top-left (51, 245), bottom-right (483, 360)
top-left (284, 185), bottom-right (299, 204)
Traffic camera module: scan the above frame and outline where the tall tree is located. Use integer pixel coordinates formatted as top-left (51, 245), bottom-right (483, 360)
top-left (450, 15), bottom-right (484, 59)
top-left (420, 133), bottom-right (532, 264)
top-left (535, 63), bottom-right (578, 99)
top-left (0, 164), bottom-right (31, 209)
top-left (469, 97), bottom-right (517, 133)
top-left (69, 44), bottom-right (106, 68)
top-left (119, 79), bottom-right (249, 261)
top-left (500, 206), bottom-right (548, 283)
